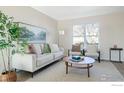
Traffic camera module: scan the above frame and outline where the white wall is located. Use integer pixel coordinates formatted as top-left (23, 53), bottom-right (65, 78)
top-left (58, 12), bottom-right (124, 61)
top-left (0, 6), bottom-right (58, 43)
top-left (0, 6), bottom-right (58, 72)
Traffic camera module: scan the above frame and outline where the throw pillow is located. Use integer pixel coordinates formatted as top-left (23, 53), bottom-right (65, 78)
top-left (33, 44), bottom-right (42, 55)
top-left (42, 43), bottom-right (51, 53)
top-left (72, 44), bottom-right (80, 52)
top-left (50, 44), bottom-right (60, 53)
top-left (28, 44), bottom-right (36, 54)
top-left (25, 44), bottom-right (42, 54)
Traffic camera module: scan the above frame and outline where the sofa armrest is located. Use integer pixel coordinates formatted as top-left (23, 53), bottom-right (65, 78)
top-left (12, 53), bottom-right (37, 72)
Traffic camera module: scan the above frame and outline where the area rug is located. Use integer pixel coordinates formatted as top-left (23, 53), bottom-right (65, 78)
top-left (17, 61), bottom-right (124, 82)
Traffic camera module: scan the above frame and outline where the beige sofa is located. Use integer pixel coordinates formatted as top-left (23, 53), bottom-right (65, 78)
top-left (12, 44), bottom-right (64, 77)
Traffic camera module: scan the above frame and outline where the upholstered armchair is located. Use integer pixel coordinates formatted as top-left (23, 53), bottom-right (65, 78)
top-left (84, 44), bottom-right (100, 63)
top-left (68, 43), bottom-right (84, 56)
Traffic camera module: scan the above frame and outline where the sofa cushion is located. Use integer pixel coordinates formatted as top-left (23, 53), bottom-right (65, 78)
top-left (36, 53), bottom-right (54, 67)
top-left (52, 51), bottom-right (63, 59)
top-left (50, 44), bottom-right (60, 53)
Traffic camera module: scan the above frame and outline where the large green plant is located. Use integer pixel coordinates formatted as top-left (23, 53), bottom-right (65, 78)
top-left (0, 11), bottom-right (25, 73)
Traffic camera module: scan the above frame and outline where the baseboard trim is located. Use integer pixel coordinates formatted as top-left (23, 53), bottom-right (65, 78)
top-left (100, 59), bottom-right (124, 63)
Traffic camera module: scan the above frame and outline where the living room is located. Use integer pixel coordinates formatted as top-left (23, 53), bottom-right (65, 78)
top-left (1, 0), bottom-right (124, 92)
top-left (0, 6), bottom-right (124, 83)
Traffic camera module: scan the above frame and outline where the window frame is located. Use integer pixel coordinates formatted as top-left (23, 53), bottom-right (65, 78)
top-left (73, 24), bottom-right (99, 45)
top-left (72, 25), bottom-right (84, 45)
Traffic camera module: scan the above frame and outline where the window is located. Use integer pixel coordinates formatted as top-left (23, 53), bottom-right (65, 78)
top-left (73, 25), bottom-right (84, 45)
top-left (86, 24), bottom-right (99, 44)
top-left (73, 24), bottom-right (99, 45)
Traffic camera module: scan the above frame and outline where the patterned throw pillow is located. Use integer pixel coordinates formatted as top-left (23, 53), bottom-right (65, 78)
top-left (28, 44), bottom-right (36, 54)
top-left (42, 43), bottom-right (51, 53)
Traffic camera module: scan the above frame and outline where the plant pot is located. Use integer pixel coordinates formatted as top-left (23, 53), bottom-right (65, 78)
top-left (0, 71), bottom-right (17, 82)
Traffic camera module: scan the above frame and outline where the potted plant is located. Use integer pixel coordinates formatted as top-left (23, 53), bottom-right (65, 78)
top-left (0, 11), bottom-right (25, 81)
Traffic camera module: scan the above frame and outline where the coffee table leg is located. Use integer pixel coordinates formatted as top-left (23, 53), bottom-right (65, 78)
top-left (65, 62), bottom-right (68, 74)
top-left (87, 64), bottom-right (90, 77)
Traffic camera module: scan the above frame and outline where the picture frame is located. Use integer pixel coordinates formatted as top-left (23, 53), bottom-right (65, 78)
top-left (18, 22), bottom-right (46, 43)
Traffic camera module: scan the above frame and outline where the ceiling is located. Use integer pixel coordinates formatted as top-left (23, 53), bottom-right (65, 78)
top-left (32, 6), bottom-right (124, 20)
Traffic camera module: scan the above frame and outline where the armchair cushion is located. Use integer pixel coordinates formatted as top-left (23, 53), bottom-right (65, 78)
top-left (70, 52), bottom-right (81, 56)
top-left (86, 44), bottom-right (98, 53)
top-left (84, 44), bottom-right (100, 62)
top-left (85, 52), bottom-right (99, 57)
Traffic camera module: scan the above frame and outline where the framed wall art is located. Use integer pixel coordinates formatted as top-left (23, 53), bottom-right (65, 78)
top-left (18, 22), bottom-right (46, 43)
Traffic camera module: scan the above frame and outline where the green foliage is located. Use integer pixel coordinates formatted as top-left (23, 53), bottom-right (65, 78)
top-left (0, 11), bottom-right (25, 50)
top-left (10, 23), bottom-right (20, 41)
top-left (0, 40), bottom-right (9, 49)
top-left (0, 11), bottom-right (27, 72)
top-left (18, 39), bottom-right (28, 54)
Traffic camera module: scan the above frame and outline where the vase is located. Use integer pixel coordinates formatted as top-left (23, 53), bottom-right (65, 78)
top-left (0, 71), bottom-right (17, 82)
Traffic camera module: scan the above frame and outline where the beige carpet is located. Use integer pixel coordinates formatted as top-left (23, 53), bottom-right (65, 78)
top-left (112, 62), bottom-right (124, 78)
top-left (17, 61), bottom-right (124, 82)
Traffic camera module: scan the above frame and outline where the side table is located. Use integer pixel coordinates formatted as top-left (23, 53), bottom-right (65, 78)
top-left (109, 48), bottom-right (123, 62)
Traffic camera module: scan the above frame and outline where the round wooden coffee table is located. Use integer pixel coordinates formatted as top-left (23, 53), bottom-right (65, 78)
top-left (63, 56), bottom-right (95, 77)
